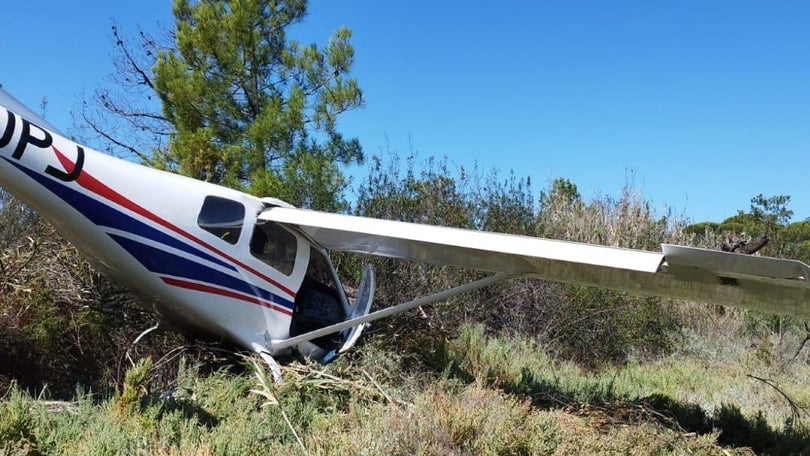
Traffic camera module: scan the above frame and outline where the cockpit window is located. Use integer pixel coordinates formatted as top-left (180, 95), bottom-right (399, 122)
top-left (197, 196), bottom-right (245, 244)
top-left (250, 222), bottom-right (297, 275)
top-left (305, 247), bottom-right (340, 294)
top-left (289, 247), bottom-right (347, 353)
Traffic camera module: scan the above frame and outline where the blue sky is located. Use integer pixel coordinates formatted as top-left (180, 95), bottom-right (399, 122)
top-left (3, 1), bottom-right (810, 223)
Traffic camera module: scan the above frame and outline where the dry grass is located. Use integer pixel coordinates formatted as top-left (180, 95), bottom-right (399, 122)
top-left (1, 326), bottom-right (808, 455)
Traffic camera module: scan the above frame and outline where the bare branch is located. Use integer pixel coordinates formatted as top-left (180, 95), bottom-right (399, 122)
top-left (721, 233), bottom-right (769, 254)
top-left (112, 23), bottom-right (155, 90)
top-left (792, 323), bottom-right (810, 361)
top-left (746, 374), bottom-right (809, 427)
top-left (80, 107), bottom-right (150, 161)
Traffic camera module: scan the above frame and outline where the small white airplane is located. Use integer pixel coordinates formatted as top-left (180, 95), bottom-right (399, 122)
top-left (1, 87), bottom-right (808, 376)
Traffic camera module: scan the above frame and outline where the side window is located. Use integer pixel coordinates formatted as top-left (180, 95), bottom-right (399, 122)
top-left (250, 222), bottom-right (297, 275)
top-left (197, 196), bottom-right (245, 245)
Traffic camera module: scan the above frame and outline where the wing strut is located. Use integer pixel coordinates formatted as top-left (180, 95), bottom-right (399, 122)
top-left (268, 272), bottom-right (514, 353)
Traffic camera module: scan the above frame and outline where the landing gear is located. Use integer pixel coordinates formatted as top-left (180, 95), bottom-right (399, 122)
top-left (258, 351), bottom-right (283, 383)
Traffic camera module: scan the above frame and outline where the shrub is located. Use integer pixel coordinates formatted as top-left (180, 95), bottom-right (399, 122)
top-left (0, 386), bottom-right (36, 452)
top-left (0, 193), bottom-right (187, 398)
top-left (351, 153), bottom-right (687, 368)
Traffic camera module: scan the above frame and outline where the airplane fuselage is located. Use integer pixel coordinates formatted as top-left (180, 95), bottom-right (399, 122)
top-left (0, 104), bottom-right (350, 359)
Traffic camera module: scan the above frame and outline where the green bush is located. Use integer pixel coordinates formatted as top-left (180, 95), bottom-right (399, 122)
top-left (351, 154), bottom-right (687, 368)
top-left (0, 387), bottom-right (36, 452)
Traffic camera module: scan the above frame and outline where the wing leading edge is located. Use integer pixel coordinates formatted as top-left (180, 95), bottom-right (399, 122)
top-left (260, 207), bottom-right (810, 319)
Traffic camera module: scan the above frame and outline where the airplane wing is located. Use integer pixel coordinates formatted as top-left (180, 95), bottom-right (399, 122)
top-left (260, 206), bottom-right (810, 319)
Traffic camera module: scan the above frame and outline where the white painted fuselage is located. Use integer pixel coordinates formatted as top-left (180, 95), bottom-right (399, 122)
top-left (0, 96), bottom-right (344, 358)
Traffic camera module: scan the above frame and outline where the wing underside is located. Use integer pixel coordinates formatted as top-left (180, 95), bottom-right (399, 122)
top-left (260, 207), bottom-right (810, 319)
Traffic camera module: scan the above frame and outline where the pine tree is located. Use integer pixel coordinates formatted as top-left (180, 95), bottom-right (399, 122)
top-left (87, 0), bottom-right (364, 210)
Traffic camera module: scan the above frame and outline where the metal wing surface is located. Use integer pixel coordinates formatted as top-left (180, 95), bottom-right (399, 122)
top-left (260, 207), bottom-right (810, 319)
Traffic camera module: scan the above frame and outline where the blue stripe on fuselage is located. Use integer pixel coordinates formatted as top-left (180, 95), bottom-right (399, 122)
top-left (2, 157), bottom-right (236, 272)
top-left (109, 234), bottom-right (294, 310)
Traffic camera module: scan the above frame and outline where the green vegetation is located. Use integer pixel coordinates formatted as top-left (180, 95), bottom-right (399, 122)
top-left (687, 193), bottom-right (810, 262)
top-left (3, 1), bottom-right (810, 454)
top-left (84, 0), bottom-right (363, 211)
top-left (0, 325), bottom-right (807, 455)
top-left (3, 156), bottom-right (809, 454)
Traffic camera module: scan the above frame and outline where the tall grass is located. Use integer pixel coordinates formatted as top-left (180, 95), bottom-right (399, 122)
top-left (2, 327), bottom-right (807, 454)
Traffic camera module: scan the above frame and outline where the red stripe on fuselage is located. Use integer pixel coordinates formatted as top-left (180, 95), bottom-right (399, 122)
top-left (51, 146), bottom-right (296, 298)
top-left (162, 276), bottom-right (294, 317)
